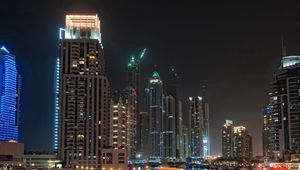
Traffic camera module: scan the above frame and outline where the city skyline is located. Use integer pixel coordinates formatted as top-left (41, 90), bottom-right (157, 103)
top-left (1, 1), bottom-right (300, 157)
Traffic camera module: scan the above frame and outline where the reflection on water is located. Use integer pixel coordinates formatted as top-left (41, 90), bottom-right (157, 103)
top-left (151, 168), bottom-right (208, 170)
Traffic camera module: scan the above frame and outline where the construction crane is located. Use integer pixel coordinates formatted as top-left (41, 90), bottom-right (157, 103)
top-left (140, 48), bottom-right (147, 59)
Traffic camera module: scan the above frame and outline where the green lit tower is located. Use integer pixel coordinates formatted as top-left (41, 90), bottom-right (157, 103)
top-left (147, 70), bottom-right (164, 160)
top-left (125, 49), bottom-right (146, 159)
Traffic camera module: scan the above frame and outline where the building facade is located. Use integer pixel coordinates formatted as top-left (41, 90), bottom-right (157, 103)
top-left (110, 97), bottom-right (127, 149)
top-left (24, 154), bottom-right (61, 169)
top-left (165, 68), bottom-right (182, 159)
top-left (233, 126), bottom-right (253, 160)
top-left (0, 46), bottom-right (20, 142)
top-left (181, 125), bottom-right (189, 159)
top-left (222, 120), bottom-right (234, 159)
top-left (126, 54), bottom-right (141, 158)
top-left (58, 15), bottom-right (110, 169)
top-left (54, 57), bottom-right (60, 152)
top-left (147, 71), bottom-right (164, 160)
top-left (121, 86), bottom-right (137, 159)
top-left (140, 111), bottom-right (149, 159)
top-left (201, 86), bottom-right (210, 158)
top-left (0, 141), bottom-right (24, 167)
top-left (262, 105), bottom-right (273, 157)
top-left (222, 120), bottom-right (252, 160)
top-left (188, 95), bottom-right (210, 160)
top-left (101, 148), bottom-right (128, 170)
top-left (162, 95), bottom-right (176, 159)
top-left (265, 55), bottom-right (300, 159)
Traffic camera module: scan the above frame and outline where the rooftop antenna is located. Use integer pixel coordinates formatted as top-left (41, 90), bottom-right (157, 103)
top-left (281, 35), bottom-right (287, 57)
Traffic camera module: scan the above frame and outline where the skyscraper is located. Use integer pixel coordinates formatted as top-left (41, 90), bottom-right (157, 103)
top-left (266, 55), bottom-right (300, 159)
top-left (147, 71), bottom-right (164, 159)
top-left (140, 111), bottom-right (149, 159)
top-left (110, 96), bottom-right (126, 149)
top-left (188, 96), bottom-right (203, 159)
top-left (201, 86), bottom-right (210, 158)
top-left (262, 105), bottom-right (272, 157)
top-left (58, 15), bottom-right (110, 169)
top-left (126, 49), bottom-right (146, 158)
top-left (121, 86), bottom-right (137, 159)
top-left (165, 68), bottom-right (182, 159)
top-left (0, 46), bottom-right (20, 142)
top-left (222, 120), bottom-right (234, 159)
top-left (162, 95), bottom-right (176, 159)
top-left (181, 125), bottom-right (189, 159)
top-left (188, 94), bottom-right (209, 160)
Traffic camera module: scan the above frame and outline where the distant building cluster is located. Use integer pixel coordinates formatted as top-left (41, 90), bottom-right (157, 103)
top-left (4, 10), bottom-right (300, 170)
top-left (53, 14), bottom-right (211, 169)
top-left (0, 13), bottom-right (213, 169)
top-left (110, 52), bottom-right (210, 163)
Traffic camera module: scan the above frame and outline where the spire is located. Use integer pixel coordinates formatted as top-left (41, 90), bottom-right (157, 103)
top-left (0, 46), bottom-right (10, 53)
top-left (281, 35), bottom-right (287, 57)
top-left (127, 56), bottom-right (137, 68)
top-left (202, 85), bottom-right (208, 101)
top-left (152, 71), bottom-right (160, 79)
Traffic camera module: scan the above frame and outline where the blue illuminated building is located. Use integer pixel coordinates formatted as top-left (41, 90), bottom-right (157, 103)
top-left (53, 58), bottom-right (60, 151)
top-left (0, 46), bottom-right (20, 142)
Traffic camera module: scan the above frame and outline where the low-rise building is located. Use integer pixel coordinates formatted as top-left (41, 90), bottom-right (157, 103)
top-left (23, 154), bottom-right (61, 169)
top-left (0, 141), bottom-right (24, 167)
top-left (101, 148), bottom-right (128, 170)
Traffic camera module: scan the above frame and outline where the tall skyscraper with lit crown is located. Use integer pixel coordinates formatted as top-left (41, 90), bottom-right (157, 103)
top-left (188, 96), bottom-right (204, 159)
top-left (147, 71), bottom-right (164, 159)
top-left (188, 91), bottom-right (209, 160)
top-left (125, 49), bottom-right (146, 158)
top-left (265, 55), bottom-right (300, 159)
top-left (57, 14), bottom-right (110, 169)
top-left (0, 46), bottom-right (20, 142)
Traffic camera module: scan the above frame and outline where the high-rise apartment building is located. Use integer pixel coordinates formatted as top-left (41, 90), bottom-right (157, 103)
top-left (0, 46), bottom-right (20, 142)
top-left (58, 15), bottom-right (110, 169)
top-left (165, 68), bottom-right (182, 159)
top-left (121, 86), bottom-right (137, 159)
top-left (147, 71), bottom-right (164, 159)
top-left (201, 86), bottom-right (210, 158)
top-left (110, 97), bottom-right (126, 149)
top-left (162, 95), bottom-right (176, 159)
top-left (125, 53), bottom-right (144, 159)
top-left (262, 105), bottom-right (272, 157)
top-left (222, 120), bottom-right (252, 160)
top-left (265, 55), bottom-right (300, 159)
top-left (222, 120), bottom-right (234, 159)
top-left (233, 126), bottom-right (252, 160)
top-left (188, 93), bottom-right (209, 160)
top-left (181, 125), bottom-right (189, 159)
top-left (188, 96), bottom-right (203, 159)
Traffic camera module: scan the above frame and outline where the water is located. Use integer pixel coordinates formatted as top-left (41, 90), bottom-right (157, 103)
top-left (150, 168), bottom-right (209, 170)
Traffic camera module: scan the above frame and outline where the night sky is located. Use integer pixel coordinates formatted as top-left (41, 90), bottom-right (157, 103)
top-left (1, 1), bottom-right (300, 156)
